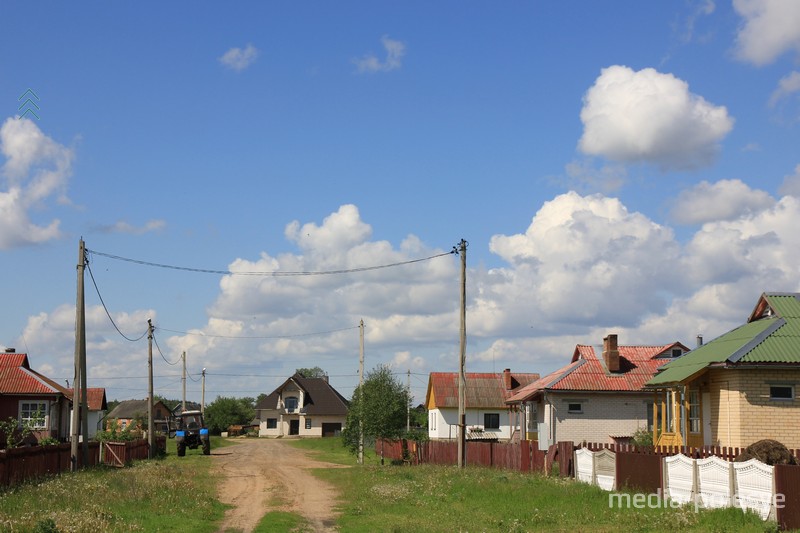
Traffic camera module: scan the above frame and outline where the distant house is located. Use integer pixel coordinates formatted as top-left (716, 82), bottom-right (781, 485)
top-left (106, 399), bottom-right (171, 433)
top-left (255, 373), bottom-right (349, 438)
top-left (426, 369), bottom-right (540, 441)
top-left (506, 335), bottom-right (689, 447)
top-left (647, 292), bottom-right (800, 449)
top-left (0, 349), bottom-right (71, 445)
top-left (68, 387), bottom-right (108, 439)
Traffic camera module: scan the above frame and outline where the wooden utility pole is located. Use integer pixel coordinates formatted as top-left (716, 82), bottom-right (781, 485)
top-left (182, 351), bottom-right (186, 412)
top-left (71, 239), bottom-right (88, 471)
top-left (147, 319), bottom-right (154, 459)
top-left (358, 318), bottom-right (365, 465)
top-left (201, 368), bottom-right (206, 414)
top-left (456, 239), bottom-right (467, 468)
top-left (406, 368), bottom-right (411, 433)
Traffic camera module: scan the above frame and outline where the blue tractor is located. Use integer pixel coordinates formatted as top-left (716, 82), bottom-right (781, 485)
top-left (172, 410), bottom-right (210, 456)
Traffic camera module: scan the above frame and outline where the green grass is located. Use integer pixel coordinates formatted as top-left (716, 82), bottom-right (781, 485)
top-left (0, 437), bottom-right (785, 532)
top-left (0, 436), bottom-right (234, 532)
top-left (287, 439), bottom-right (778, 533)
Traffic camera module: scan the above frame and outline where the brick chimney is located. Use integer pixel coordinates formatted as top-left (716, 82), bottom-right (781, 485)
top-left (603, 334), bottom-right (620, 373)
top-left (503, 368), bottom-right (512, 390)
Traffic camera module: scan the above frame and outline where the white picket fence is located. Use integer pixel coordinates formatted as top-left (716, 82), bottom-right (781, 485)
top-left (575, 448), bottom-right (776, 521)
top-left (663, 453), bottom-right (775, 520)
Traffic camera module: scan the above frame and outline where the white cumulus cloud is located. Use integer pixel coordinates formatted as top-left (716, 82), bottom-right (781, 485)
top-left (734, 0), bottom-right (800, 66)
top-left (219, 44), bottom-right (259, 71)
top-left (670, 179), bottom-right (775, 224)
top-left (578, 65), bottom-right (734, 170)
top-left (779, 164), bottom-right (800, 197)
top-left (0, 117), bottom-right (73, 249)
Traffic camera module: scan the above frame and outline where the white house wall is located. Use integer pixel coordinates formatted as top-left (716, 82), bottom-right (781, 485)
top-left (258, 411), bottom-right (346, 438)
top-left (542, 393), bottom-right (651, 444)
top-left (428, 407), bottom-right (516, 440)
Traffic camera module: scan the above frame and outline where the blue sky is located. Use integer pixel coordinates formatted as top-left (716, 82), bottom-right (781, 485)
top-left (2, 1), bottom-right (800, 405)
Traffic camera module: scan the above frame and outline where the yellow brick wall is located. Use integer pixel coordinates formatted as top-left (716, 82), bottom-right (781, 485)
top-left (706, 368), bottom-right (800, 448)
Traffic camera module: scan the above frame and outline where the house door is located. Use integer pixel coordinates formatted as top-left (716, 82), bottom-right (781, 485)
top-left (702, 392), bottom-right (712, 446)
top-left (289, 419), bottom-right (300, 436)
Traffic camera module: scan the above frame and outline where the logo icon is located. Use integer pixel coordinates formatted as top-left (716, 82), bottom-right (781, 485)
top-left (18, 89), bottom-right (40, 120)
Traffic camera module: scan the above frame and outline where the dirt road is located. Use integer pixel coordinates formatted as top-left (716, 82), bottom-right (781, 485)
top-left (213, 438), bottom-right (345, 533)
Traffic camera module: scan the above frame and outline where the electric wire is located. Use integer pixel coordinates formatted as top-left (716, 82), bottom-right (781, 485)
top-left (86, 260), bottom-right (149, 342)
top-left (156, 325), bottom-right (359, 339)
top-left (86, 248), bottom-right (454, 276)
top-left (152, 331), bottom-right (181, 365)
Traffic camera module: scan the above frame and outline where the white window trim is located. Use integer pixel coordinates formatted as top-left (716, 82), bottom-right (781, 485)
top-left (19, 400), bottom-right (49, 429)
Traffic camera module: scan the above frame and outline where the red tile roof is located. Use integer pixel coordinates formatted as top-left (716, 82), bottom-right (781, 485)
top-left (0, 353), bottom-right (70, 396)
top-left (506, 342), bottom-right (688, 403)
top-left (427, 371), bottom-right (540, 409)
top-left (67, 388), bottom-right (108, 411)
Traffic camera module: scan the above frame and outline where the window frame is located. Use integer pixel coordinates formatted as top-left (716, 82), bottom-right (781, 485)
top-left (266, 418), bottom-right (277, 429)
top-left (567, 402), bottom-right (583, 414)
top-left (284, 396), bottom-right (298, 413)
top-left (19, 400), bottom-right (48, 429)
top-left (769, 384), bottom-right (794, 401)
top-left (688, 390), bottom-right (700, 434)
top-left (305, 418), bottom-right (312, 430)
top-left (483, 413), bottom-right (500, 430)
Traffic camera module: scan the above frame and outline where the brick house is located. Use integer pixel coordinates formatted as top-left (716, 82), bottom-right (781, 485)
top-left (426, 369), bottom-right (540, 441)
top-left (647, 292), bottom-right (800, 449)
top-left (106, 399), bottom-right (171, 434)
top-left (506, 335), bottom-right (689, 448)
top-left (255, 373), bottom-right (349, 438)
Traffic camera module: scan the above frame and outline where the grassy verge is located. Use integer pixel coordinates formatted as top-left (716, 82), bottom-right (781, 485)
top-left (289, 439), bottom-right (777, 533)
top-left (0, 435), bottom-right (233, 533)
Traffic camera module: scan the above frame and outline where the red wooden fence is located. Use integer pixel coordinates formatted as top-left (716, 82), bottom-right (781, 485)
top-left (0, 437), bottom-right (166, 487)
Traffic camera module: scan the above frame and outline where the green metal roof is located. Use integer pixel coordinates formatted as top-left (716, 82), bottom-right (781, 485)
top-left (647, 293), bottom-right (800, 387)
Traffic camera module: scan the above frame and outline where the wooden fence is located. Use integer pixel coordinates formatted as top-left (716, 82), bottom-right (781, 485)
top-left (378, 439), bottom-right (800, 530)
top-left (0, 442), bottom-right (99, 487)
top-left (0, 437), bottom-right (166, 487)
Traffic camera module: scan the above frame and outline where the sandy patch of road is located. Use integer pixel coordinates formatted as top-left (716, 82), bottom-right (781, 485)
top-left (213, 438), bottom-right (346, 532)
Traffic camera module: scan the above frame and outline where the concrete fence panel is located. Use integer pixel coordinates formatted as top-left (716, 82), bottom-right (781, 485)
top-left (663, 454), bottom-right (696, 506)
top-left (733, 459), bottom-right (775, 521)
top-left (696, 456), bottom-right (734, 509)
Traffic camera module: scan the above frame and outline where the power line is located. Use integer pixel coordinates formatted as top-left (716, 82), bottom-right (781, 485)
top-left (156, 325), bottom-right (359, 339)
top-left (152, 331), bottom-right (181, 365)
top-left (87, 248), bottom-right (454, 276)
top-left (86, 260), bottom-right (149, 342)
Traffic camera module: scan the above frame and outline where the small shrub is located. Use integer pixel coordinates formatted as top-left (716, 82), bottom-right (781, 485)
top-left (631, 426), bottom-right (653, 447)
top-left (38, 436), bottom-right (60, 446)
top-left (33, 518), bottom-right (59, 533)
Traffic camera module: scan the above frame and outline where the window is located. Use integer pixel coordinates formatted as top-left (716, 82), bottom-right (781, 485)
top-left (284, 397), bottom-right (298, 413)
top-left (429, 411), bottom-right (436, 431)
top-left (266, 418), bottom-right (277, 429)
top-left (20, 401), bottom-right (48, 428)
top-left (770, 385), bottom-right (794, 401)
top-left (567, 403), bottom-right (583, 414)
top-left (688, 390), bottom-right (700, 433)
top-left (484, 413), bottom-right (500, 430)
top-left (671, 349), bottom-right (682, 358)
top-left (305, 418), bottom-right (312, 430)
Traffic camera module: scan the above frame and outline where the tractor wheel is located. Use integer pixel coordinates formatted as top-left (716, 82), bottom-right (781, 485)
top-left (203, 441), bottom-right (210, 455)
top-left (177, 442), bottom-right (186, 457)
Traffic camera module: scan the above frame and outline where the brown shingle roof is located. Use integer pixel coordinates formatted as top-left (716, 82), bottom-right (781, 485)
top-left (427, 371), bottom-right (540, 409)
top-left (255, 373), bottom-right (349, 416)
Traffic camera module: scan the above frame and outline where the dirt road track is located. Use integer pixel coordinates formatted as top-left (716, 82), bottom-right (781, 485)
top-left (213, 438), bottom-right (346, 532)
